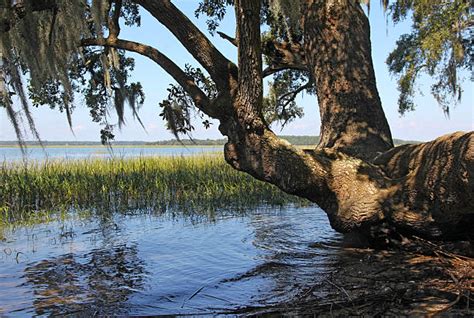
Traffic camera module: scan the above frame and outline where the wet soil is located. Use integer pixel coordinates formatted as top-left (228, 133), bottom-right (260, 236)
top-left (236, 238), bottom-right (473, 316)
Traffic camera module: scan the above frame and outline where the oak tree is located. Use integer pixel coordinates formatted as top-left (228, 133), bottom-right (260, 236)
top-left (1, 0), bottom-right (472, 242)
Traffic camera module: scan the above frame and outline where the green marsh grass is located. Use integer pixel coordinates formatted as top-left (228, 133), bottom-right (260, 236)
top-left (1, 155), bottom-right (309, 224)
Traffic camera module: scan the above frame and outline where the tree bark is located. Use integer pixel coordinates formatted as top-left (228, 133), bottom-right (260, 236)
top-left (219, 0), bottom-right (473, 243)
top-left (304, 0), bottom-right (393, 160)
top-left (374, 131), bottom-right (474, 240)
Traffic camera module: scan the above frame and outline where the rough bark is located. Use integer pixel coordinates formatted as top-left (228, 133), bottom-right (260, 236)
top-left (218, 0), bottom-right (473, 242)
top-left (374, 131), bottom-right (474, 239)
top-left (304, 0), bottom-right (394, 160)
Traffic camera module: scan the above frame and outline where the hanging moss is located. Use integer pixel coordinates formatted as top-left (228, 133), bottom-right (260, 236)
top-left (0, 0), bottom-right (143, 144)
top-left (268, 0), bottom-right (301, 43)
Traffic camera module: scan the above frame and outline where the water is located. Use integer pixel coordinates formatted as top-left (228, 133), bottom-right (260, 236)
top-left (0, 146), bottom-right (222, 162)
top-left (0, 206), bottom-right (342, 316)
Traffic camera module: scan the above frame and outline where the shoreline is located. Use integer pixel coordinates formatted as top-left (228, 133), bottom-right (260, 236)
top-left (0, 144), bottom-right (223, 149)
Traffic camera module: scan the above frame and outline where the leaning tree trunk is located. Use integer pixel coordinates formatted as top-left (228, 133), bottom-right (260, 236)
top-left (219, 0), bottom-right (473, 243)
top-left (130, 0), bottom-right (472, 243)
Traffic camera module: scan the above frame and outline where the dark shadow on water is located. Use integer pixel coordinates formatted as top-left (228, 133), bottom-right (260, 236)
top-left (22, 243), bottom-right (147, 316)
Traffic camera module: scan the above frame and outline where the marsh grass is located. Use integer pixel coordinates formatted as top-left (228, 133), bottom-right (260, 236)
top-left (0, 155), bottom-right (309, 224)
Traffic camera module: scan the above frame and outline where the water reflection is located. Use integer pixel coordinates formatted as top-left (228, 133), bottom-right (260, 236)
top-left (0, 206), bottom-right (343, 316)
top-left (221, 209), bottom-right (342, 306)
top-left (23, 244), bottom-right (146, 316)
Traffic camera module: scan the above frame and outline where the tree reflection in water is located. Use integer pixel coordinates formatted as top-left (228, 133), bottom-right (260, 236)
top-left (23, 243), bottom-right (147, 316)
top-left (219, 208), bottom-right (342, 306)
top-left (8, 206), bottom-right (341, 316)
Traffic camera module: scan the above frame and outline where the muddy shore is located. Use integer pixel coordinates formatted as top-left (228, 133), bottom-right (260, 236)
top-left (234, 238), bottom-right (473, 316)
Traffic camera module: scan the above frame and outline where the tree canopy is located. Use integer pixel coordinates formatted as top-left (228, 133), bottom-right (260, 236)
top-left (0, 0), bottom-right (472, 144)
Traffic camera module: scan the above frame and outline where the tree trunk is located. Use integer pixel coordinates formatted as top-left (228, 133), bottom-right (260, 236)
top-left (374, 132), bottom-right (474, 240)
top-left (304, 0), bottom-right (393, 160)
top-left (218, 0), bottom-right (473, 243)
top-left (133, 0), bottom-right (473, 244)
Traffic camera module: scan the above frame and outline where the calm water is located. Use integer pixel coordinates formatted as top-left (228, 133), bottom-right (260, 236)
top-left (0, 146), bottom-right (222, 162)
top-left (0, 145), bottom-right (346, 315)
top-left (0, 206), bottom-right (342, 316)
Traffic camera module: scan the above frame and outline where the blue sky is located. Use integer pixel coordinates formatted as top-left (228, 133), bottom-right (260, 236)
top-left (0, 1), bottom-right (472, 142)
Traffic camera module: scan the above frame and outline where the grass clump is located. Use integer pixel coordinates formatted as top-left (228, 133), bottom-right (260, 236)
top-left (0, 155), bottom-right (308, 224)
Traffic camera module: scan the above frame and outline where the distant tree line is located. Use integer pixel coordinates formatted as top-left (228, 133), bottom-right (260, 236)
top-left (147, 136), bottom-right (420, 146)
top-left (0, 136), bottom-right (420, 147)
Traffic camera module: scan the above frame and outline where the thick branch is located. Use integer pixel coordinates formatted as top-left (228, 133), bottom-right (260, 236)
top-left (373, 131), bottom-right (474, 239)
top-left (81, 37), bottom-right (223, 118)
top-left (133, 0), bottom-right (237, 91)
top-left (304, 0), bottom-right (393, 158)
top-left (233, 0), bottom-right (264, 130)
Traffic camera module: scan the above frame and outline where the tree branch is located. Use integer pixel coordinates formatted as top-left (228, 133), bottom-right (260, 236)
top-left (262, 64), bottom-right (306, 78)
top-left (234, 0), bottom-right (264, 129)
top-left (217, 31), bottom-right (237, 46)
top-left (108, 0), bottom-right (122, 40)
top-left (215, 31), bottom-right (306, 78)
top-left (262, 40), bottom-right (307, 76)
top-left (133, 0), bottom-right (237, 91)
top-left (278, 80), bottom-right (313, 106)
top-left (81, 37), bottom-right (223, 118)
top-left (276, 80), bottom-right (313, 127)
